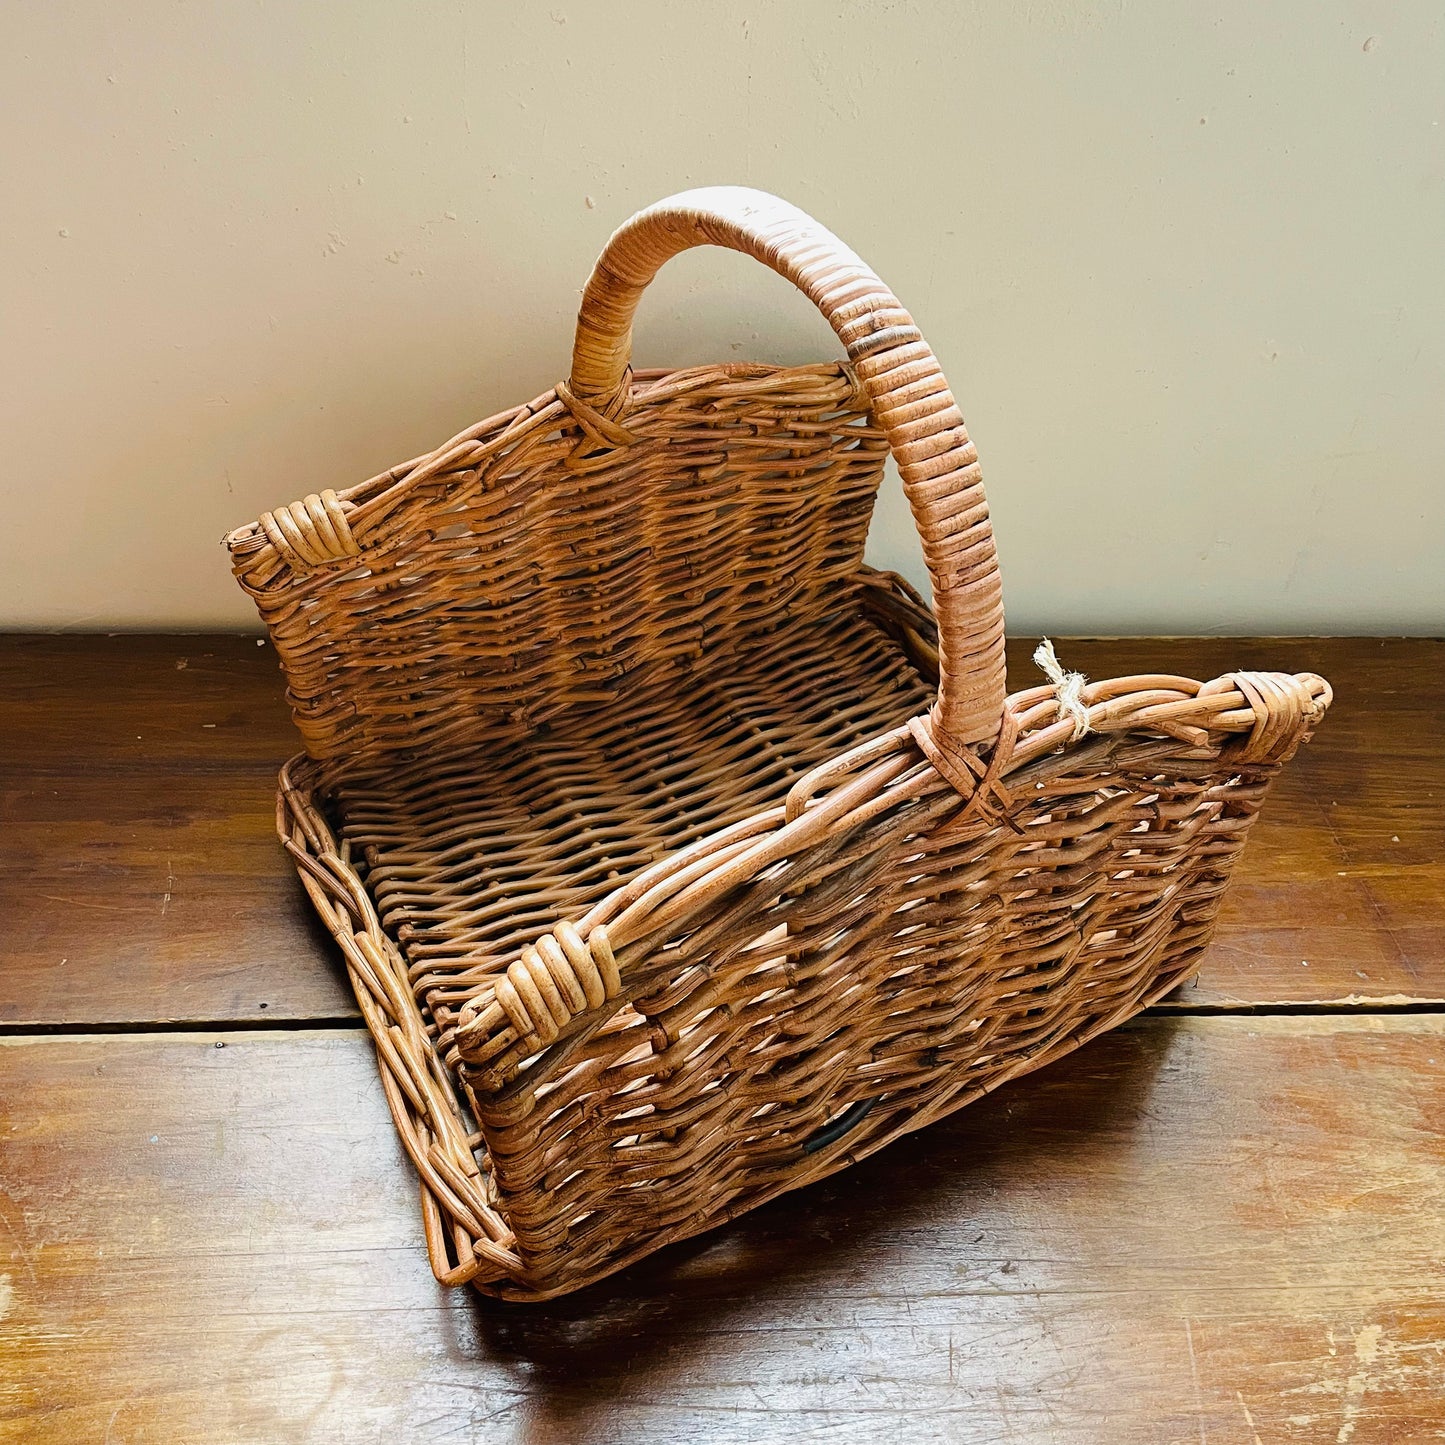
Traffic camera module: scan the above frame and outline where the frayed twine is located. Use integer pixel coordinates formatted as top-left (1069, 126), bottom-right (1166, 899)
top-left (1033, 638), bottom-right (1090, 741)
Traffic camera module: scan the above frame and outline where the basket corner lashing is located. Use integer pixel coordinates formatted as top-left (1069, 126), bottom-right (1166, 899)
top-left (228, 187), bottom-right (1331, 1300)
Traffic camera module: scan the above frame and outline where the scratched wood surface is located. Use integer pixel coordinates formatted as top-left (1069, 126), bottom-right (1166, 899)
top-left (1, 1018), bottom-right (1442, 1444)
top-left (0, 636), bottom-right (353, 1024)
top-left (2, 635), bottom-right (1443, 1440)
top-left (2, 635), bottom-right (1440, 1026)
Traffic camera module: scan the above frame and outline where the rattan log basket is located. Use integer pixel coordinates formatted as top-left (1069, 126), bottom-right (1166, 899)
top-left (227, 188), bottom-right (1331, 1301)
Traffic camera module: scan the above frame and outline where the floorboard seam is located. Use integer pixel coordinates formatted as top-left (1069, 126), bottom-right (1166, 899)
top-left (2, 999), bottom-right (1444, 1038)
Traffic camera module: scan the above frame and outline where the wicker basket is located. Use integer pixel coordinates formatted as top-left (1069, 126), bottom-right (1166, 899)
top-left (227, 188), bottom-right (1330, 1300)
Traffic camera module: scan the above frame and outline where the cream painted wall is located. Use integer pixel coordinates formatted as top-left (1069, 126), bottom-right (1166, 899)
top-left (3, 2), bottom-right (1441, 632)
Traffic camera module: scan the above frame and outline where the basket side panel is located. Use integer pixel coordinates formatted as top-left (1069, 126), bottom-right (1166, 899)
top-left (467, 750), bottom-right (1280, 1298)
top-left (233, 364), bottom-right (885, 763)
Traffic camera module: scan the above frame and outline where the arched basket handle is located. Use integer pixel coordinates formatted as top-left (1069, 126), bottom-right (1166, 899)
top-left (570, 186), bottom-right (1006, 749)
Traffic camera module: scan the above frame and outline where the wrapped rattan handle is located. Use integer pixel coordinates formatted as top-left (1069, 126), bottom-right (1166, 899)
top-left (570, 187), bottom-right (1006, 748)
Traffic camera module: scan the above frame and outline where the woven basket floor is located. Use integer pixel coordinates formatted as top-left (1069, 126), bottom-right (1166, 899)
top-left (323, 594), bottom-right (935, 1059)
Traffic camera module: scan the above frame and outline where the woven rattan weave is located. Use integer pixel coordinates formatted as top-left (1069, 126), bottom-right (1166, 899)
top-left (228, 188), bottom-right (1330, 1300)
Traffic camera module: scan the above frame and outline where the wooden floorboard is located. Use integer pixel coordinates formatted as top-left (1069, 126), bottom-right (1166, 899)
top-left (2, 1018), bottom-right (1442, 1443)
top-left (1, 636), bottom-right (352, 1024)
top-left (2, 634), bottom-right (1441, 1025)
top-left (2, 633), bottom-right (1442, 1439)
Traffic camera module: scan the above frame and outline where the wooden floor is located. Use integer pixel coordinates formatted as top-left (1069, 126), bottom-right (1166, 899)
top-left (1, 635), bottom-right (1441, 1443)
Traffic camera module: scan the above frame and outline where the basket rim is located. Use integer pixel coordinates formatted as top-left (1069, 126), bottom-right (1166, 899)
top-left (222, 359), bottom-right (864, 566)
top-left (453, 662), bottom-right (1332, 1086)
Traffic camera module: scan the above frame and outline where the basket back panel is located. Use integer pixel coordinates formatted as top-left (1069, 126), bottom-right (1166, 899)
top-left (239, 365), bottom-right (885, 763)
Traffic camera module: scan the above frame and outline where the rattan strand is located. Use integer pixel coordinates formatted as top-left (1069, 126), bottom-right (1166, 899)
top-left (229, 188), bottom-right (1331, 1299)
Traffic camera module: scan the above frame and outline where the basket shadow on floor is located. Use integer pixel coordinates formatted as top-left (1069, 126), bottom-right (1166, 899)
top-left (446, 1012), bottom-right (1182, 1408)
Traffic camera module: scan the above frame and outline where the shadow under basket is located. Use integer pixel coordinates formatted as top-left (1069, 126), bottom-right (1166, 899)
top-left (228, 188), bottom-right (1331, 1301)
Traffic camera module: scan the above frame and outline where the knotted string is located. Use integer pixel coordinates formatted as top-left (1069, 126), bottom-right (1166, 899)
top-left (1033, 638), bottom-right (1091, 741)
